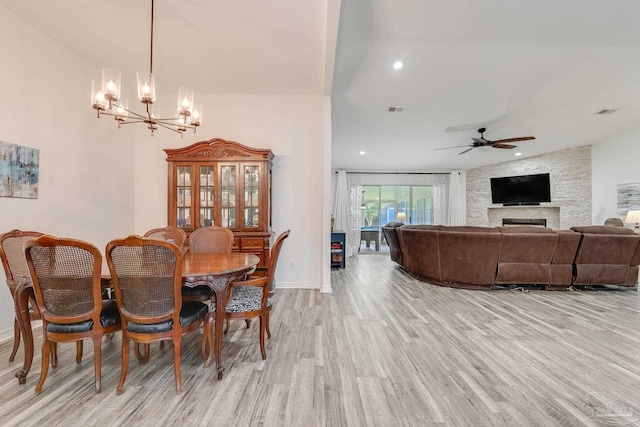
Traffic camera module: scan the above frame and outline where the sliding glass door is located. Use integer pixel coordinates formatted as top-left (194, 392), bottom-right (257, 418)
top-left (361, 184), bottom-right (433, 250)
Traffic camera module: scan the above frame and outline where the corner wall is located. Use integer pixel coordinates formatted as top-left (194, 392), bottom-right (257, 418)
top-left (0, 8), bottom-right (135, 331)
top-left (466, 146), bottom-right (591, 229)
top-left (592, 124), bottom-right (640, 226)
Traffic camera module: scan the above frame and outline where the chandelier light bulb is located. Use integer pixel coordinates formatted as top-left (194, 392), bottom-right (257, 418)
top-left (91, 80), bottom-right (107, 111)
top-left (101, 68), bottom-right (121, 102)
top-left (143, 84), bottom-right (150, 95)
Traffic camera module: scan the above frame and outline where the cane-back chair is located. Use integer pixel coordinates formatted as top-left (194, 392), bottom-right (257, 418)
top-left (106, 235), bottom-right (209, 394)
top-left (143, 226), bottom-right (187, 249)
top-left (0, 229), bottom-right (44, 363)
top-left (24, 235), bottom-right (121, 394)
top-left (225, 230), bottom-right (290, 359)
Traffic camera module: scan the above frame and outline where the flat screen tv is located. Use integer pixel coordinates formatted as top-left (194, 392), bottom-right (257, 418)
top-left (490, 173), bottom-right (551, 205)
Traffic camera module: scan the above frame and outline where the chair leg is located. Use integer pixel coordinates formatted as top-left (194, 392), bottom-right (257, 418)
top-left (265, 310), bottom-right (271, 339)
top-left (259, 315), bottom-right (267, 360)
top-left (76, 341), bottom-right (83, 364)
top-left (245, 319), bottom-right (251, 329)
top-left (172, 336), bottom-right (182, 394)
top-left (134, 342), bottom-right (150, 364)
top-left (9, 319), bottom-right (20, 362)
top-left (35, 339), bottom-right (51, 394)
top-left (93, 337), bottom-right (102, 393)
top-left (50, 342), bottom-right (58, 368)
top-left (117, 337), bottom-right (130, 395)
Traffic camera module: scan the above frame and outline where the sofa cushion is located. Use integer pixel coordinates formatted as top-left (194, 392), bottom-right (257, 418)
top-left (439, 226), bottom-right (499, 233)
top-left (401, 224), bottom-right (441, 231)
top-left (571, 225), bottom-right (635, 235)
top-left (497, 226), bottom-right (553, 233)
top-left (383, 221), bottom-right (404, 228)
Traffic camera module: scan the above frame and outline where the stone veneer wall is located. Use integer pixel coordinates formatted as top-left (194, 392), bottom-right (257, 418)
top-left (466, 145), bottom-right (592, 229)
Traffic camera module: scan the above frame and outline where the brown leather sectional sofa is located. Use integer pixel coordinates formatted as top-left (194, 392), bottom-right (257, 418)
top-left (381, 223), bottom-right (640, 290)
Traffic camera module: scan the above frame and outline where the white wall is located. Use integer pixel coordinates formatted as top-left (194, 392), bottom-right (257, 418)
top-left (0, 9), bottom-right (135, 332)
top-left (592, 124), bottom-right (640, 226)
top-left (133, 94), bottom-right (326, 289)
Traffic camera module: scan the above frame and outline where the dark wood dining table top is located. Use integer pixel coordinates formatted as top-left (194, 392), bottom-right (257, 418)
top-left (182, 252), bottom-right (259, 280)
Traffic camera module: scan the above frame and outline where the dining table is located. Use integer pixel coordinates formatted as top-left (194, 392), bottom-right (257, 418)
top-left (13, 251), bottom-right (259, 384)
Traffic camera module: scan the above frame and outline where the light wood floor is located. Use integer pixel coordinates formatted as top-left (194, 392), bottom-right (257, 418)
top-left (1, 255), bottom-right (640, 426)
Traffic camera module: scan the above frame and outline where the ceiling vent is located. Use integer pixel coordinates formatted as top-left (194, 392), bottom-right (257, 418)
top-left (388, 106), bottom-right (405, 113)
top-left (596, 108), bottom-right (619, 115)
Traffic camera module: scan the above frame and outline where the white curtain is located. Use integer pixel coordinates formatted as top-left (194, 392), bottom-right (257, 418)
top-left (346, 173), bottom-right (363, 256)
top-left (333, 170), bottom-right (349, 235)
top-left (333, 171), bottom-right (362, 257)
top-left (448, 171), bottom-right (466, 225)
top-left (433, 174), bottom-right (450, 225)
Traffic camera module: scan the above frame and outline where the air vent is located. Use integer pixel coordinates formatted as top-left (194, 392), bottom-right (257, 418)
top-left (388, 106), bottom-right (405, 113)
top-left (596, 108), bottom-right (619, 115)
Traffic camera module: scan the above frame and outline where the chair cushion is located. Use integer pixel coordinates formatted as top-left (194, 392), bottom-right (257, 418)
top-left (225, 287), bottom-right (273, 313)
top-left (126, 301), bottom-right (208, 333)
top-left (47, 300), bottom-right (121, 333)
top-left (181, 285), bottom-right (216, 301)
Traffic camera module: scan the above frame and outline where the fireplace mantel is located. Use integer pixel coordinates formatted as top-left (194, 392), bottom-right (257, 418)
top-left (487, 205), bottom-right (561, 229)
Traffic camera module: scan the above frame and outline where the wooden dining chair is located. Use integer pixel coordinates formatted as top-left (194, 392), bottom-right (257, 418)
top-left (106, 235), bottom-right (209, 394)
top-left (224, 230), bottom-right (290, 359)
top-left (0, 229), bottom-right (44, 363)
top-left (188, 226), bottom-right (234, 254)
top-left (143, 226), bottom-right (187, 249)
top-left (183, 226), bottom-right (235, 357)
top-left (24, 235), bottom-right (121, 394)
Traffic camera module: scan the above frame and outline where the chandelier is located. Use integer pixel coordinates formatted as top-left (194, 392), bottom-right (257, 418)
top-left (90, 0), bottom-right (201, 136)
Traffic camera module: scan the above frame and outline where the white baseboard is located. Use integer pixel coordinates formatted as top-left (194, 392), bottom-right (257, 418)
top-left (275, 282), bottom-right (319, 289)
top-left (0, 321), bottom-right (42, 344)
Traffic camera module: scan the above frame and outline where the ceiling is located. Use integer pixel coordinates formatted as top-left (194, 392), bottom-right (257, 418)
top-left (331, 0), bottom-right (640, 171)
top-left (4, 0), bottom-right (640, 172)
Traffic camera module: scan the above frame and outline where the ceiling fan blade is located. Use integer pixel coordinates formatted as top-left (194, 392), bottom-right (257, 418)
top-left (444, 115), bottom-right (507, 133)
top-left (492, 144), bottom-right (516, 149)
top-left (491, 136), bottom-right (535, 144)
top-left (435, 144), bottom-right (473, 150)
top-left (458, 147), bottom-right (475, 155)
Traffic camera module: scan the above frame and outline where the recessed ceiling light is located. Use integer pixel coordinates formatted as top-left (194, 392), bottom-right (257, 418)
top-left (359, 151), bottom-right (365, 155)
top-left (393, 61), bottom-right (403, 70)
top-left (515, 152), bottom-right (522, 157)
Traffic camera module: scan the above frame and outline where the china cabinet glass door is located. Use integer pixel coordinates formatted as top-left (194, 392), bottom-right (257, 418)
top-left (220, 164), bottom-right (237, 229)
top-left (244, 164), bottom-right (260, 228)
top-left (199, 165), bottom-right (215, 227)
top-left (176, 165), bottom-right (192, 229)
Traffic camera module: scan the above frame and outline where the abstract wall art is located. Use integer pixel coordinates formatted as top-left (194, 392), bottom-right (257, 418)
top-left (617, 182), bottom-right (640, 214)
top-left (0, 141), bottom-right (39, 199)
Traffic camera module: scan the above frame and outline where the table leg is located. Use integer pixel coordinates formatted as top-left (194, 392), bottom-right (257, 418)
top-left (14, 282), bottom-right (34, 385)
top-left (213, 287), bottom-right (227, 380)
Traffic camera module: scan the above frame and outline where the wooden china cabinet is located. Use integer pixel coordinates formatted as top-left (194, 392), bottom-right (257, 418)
top-left (165, 138), bottom-right (274, 270)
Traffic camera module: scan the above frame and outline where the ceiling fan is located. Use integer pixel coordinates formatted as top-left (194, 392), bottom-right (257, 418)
top-left (436, 128), bottom-right (535, 155)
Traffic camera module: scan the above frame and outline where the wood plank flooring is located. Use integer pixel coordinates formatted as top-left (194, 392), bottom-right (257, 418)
top-left (1, 254), bottom-right (640, 426)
